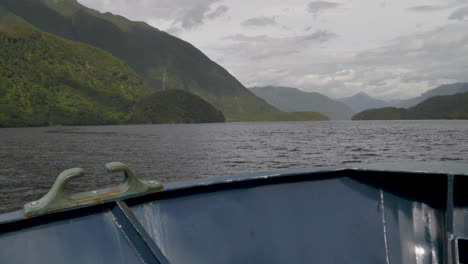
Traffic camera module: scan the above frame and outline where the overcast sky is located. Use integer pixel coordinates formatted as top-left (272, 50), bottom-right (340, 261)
top-left (78, 0), bottom-right (468, 99)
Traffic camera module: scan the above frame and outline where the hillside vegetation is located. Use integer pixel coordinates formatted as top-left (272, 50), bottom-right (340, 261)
top-left (130, 90), bottom-right (225, 124)
top-left (0, 26), bottom-right (226, 127)
top-left (352, 92), bottom-right (468, 120)
top-left (0, 0), bottom-right (307, 121)
top-left (0, 25), bottom-right (150, 127)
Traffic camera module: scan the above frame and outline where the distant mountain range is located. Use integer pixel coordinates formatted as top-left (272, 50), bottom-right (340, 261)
top-left (250, 86), bottom-right (354, 120)
top-left (398, 83), bottom-right (468, 108)
top-left (0, 0), bottom-right (327, 124)
top-left (353, 91), bottom-right (468, 120)
top-left (251, 83), bottom-right (468, 121)
top-left (337, 92), bottom-right (391, 112)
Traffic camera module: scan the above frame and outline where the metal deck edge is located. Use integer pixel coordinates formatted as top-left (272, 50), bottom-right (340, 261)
top-left (1, 161), bottom-right (467, 225)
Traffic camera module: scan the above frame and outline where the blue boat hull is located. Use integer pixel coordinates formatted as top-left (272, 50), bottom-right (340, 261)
top-left (1, 162), bottom-right (467, 263)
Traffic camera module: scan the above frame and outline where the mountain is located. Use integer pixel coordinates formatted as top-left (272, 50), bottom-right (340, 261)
top-left (351, 108), bottom-right (406, 120)
top-left (338, 92), bottom-right (390, 112)
top-left (250, 86), bottom-right (354, 120)
top-left (130, 90), bottom-right (225, 124)
top-left (0, 0), bottom-right (305, 121)
top-left (398, 83), bottom-right (468, 108)
top-left (0, 25), bottom-right (224, 127)
top-left (352, 92), bottom-right (468, 120)
top-left (0, 4), bottom-right (30, 25)
top-left (386, 99), bottom-right (402, 107)
top-left (0, 25), bottom-right (148, 126)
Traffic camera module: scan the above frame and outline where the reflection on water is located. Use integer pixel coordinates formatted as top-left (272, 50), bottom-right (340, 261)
top-left (0, 120), bottom-right (467, 213)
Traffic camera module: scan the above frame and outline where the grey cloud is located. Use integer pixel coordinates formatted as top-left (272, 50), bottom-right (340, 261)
top-left (252, 50), bottom-right (299, 60)
top-left (206, 5), bottom-right (229, 19)
top-left (241, 16), bottom-right (277, 27)
top-left (301, 30), bottom-right (337, 42)
top-left (222, 34), bottom-right (271, 42)
top-left (220, 30), bottom-right (337, 61)
top-left (455, 0), bottom-right (468, 5)
top-left (224, 30), bottom-right (337, 43)
top-left (449, 6), bottom-right (468, 20)
top-left (78, 0), bottom-right (228, 31)
top-left (166, 26), bottom-right (183, 36)
top-left (307, 1), bottom-right (340, 14)
top-left (179, 4), bottom-right (212, 29)
top-left (406, 5), bottom-right (450, 12)
top-left (367, 79), bottom-right (387, 86)
top-left (332, 22), bottom-right (468, 97)
top-left (177, 1), bottom-right (229, 29)
top-left (217, 21), bottom-right (468, 99)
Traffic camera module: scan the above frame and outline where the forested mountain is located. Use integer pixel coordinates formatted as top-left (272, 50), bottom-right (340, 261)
top-left (0, 25), bottom-right (225, 127)
top-left (0, 4), bottom-right (30, 25)
top-left (338, 92), bottom-right (390, 112)
top-left (250, 86), bottom-right (354, 120)
top-left (0, 0), bottom-right (307, 121)
top-left (398, 83), bottom-right (468, 108)
top-left (352, 92), bottom-right (468, 120)
top-left (130, 90), bottom-right (225, 124)
top-left (0, 25), bottom-right (148, 126)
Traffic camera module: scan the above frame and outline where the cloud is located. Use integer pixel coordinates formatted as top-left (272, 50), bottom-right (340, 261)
top-left (407, 1), bottom-right (468, 14)
top-left (406, 5), bottom-right (450, 12)
top-left (166, 26), bottom-right (183, 36)
top-left (178, 3), bottom-right (213, 29)
top-left (77, 0), bottom-right (228, 31)
top-left (224, 30), bottom-right (337, 43)
top-left (449, 6), bottom-right (468, 20)
top-left (216, 21), bottom-right (468, 99)
top-left (220, 30), bottom-right (337, 60)
top-left (223, 34), bottom-right (272, 42)
top-left (175, 1), bottom-right (229, 30)
top-left (319, 23), bottom-right (468, 97)
top-left (206, 5), bottom-right (229, 19)
top-left (241, 16), bottom-right (277, 27)
top-left (307, 1), bottom-right (340, 14)
top-left (301, 30), bottom-right (337, 42)
top-left (326, 22), bottom-right (468, 97)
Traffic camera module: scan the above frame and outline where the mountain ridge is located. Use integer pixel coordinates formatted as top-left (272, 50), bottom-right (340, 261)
top-left (398, 82), bottom-right (468, 108)
top-left (250, 86), bottom-right (354, 120)
top-left (337, 92), bottom-right (390, 112)
top-left (352, 91), bottom-right (468, 120)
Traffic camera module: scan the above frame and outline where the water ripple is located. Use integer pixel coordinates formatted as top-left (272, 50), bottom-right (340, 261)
top-left (0, 120), bottom-right (467, 213)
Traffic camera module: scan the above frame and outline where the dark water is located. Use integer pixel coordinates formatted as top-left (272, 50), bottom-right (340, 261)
top-left (1, 120), bottom-right (467, 213)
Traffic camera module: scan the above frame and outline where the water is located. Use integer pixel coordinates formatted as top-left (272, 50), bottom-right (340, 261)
top-left (1, 120), bottom-right (467, 213)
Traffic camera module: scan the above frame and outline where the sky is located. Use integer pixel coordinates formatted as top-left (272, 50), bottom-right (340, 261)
top-left (77, 0), bottom-right (468, 99)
